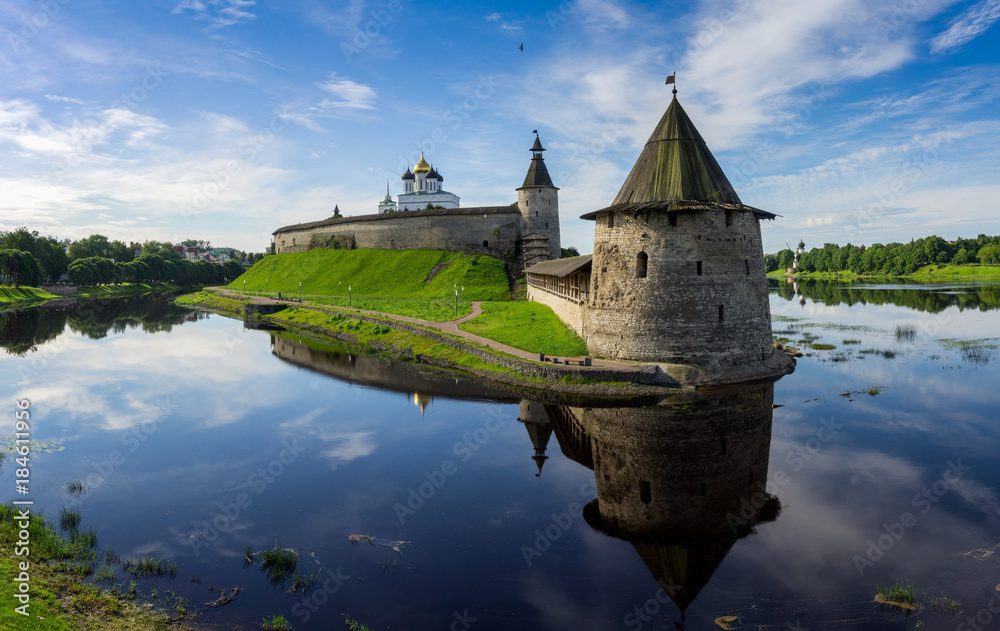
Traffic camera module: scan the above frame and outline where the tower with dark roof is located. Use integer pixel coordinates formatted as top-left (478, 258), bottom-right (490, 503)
top-left (580, 94), bottom-right (778, 373)
top-left (517, 133), bottom-right (561, 267)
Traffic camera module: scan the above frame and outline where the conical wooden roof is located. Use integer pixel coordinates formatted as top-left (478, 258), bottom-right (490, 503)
top-left (615, 96), bottom-right (740, 205)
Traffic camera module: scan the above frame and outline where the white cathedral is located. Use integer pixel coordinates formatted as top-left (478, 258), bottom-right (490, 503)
top-left (378, 152), bottom-right (460, 212)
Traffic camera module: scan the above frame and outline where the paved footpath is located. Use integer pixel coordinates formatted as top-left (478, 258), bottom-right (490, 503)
top-left (212, 288), bottom-right (631, 370)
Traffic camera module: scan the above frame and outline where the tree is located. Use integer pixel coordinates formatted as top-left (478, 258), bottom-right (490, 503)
top-left (777, 249), bottom-right (794, 270)
top-left (0, 250), bottom-right (43, 287)
top-left (180, 239), bottom-right (211, 251)
top-left (68, 234), bottom-right (112, 260)
top-left (560, 246), bottom-right (580, 258)
top-left (142, 241), bottom-right (183, 261)
top-left (952, 248), bottom-right (972, 265)
top-left (978, 244), bottom-right (1000, 265)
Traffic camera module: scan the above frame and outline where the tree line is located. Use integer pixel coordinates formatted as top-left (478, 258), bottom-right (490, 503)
top-left (765, 234), bottom-right (1000, 275)
top-left (0, 227), bottom-right (267, 288)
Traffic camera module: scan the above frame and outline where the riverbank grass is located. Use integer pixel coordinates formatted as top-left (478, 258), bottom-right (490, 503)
top-left (458, 301), bottom-right (588, 356)
top-left (0, 503), bottom-right (195, 630)
top-left (0, 286), bottom-right (59, 306)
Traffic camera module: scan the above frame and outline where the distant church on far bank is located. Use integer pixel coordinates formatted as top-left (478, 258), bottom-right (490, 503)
top-left (272, 134), bottom-right (562, 272)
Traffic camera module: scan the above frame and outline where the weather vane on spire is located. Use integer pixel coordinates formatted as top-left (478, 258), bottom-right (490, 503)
top-left (666, 72), bottom-right (677, 96)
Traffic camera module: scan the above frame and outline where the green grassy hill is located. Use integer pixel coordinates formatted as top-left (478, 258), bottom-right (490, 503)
top-left (229, 249), bottom-right (511, 301)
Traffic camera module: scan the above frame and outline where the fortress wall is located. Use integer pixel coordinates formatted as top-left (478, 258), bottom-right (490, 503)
top-left (584, 208), bottom-right (772, 366)
top-left (274, 211), bottom-right (521, 263)
top-left (526, 285), bottom-right (585, 338)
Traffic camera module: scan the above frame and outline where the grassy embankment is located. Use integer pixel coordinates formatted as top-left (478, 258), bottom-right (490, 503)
top-left (0, 503), bottom-right (205, 631)
top-left (226, 249), bottom-right (513, 321)
top-left (768, 263), bottom-right (1000, 280)
top-left (459, 301), bottom-right (587, 356)
top-left (0, 286), bottom-right (59, 307)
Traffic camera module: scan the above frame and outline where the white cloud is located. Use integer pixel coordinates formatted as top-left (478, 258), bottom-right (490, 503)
top-left (485, 13), bottom-right (501, 21)
top-left (173, 0), bottom-right (257, 28)
top-left (45, 94), bottom-right (87, 105)
top-left (930, 0), bottom-right (1000, 53)
top-left (316, 73), bottom-right (378, 111)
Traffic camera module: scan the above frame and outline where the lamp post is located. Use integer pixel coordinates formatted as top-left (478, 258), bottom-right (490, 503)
top-left (299, 281), bottom-right (302, 303)
top-left (265, 278), bottom-right (268, 295)
top-left (349, 285), bottom-right (352, 307)
top-left (242, 279), bottom-right (245, 295)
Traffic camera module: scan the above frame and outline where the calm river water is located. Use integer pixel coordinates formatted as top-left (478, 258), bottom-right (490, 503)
top-left (2, 283), bottom-right (1000, 630)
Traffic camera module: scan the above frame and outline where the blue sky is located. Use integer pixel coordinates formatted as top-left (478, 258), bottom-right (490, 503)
top-left (1, 0), bottom-right (998, 254)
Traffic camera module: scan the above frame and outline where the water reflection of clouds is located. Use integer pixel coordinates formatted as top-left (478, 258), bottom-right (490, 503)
top-left (279, 407), bottom-right (378, 467)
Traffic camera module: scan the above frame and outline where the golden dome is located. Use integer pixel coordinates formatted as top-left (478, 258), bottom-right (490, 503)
top-left (413, 153), bottom-right (431, 174)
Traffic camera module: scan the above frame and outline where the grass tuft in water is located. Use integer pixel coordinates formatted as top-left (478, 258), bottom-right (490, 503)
top-left (261, 615), bottom-right (291, 630)
top-left (64, 480), bottom-right (88, 495)
top-left (876, 579), bottom-right (916, 604)
top-left (895, 324), bottom-right (917, 342)
top-left (59, 507), bottom-right (82, 531)
top-left (345, 616), bottom-right (374, 631)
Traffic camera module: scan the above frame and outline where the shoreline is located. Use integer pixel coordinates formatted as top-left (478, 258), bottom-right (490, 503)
top-left (177, 290), bottom-right (797, 400)
top-left (0, 283), bottom-right (203, 311)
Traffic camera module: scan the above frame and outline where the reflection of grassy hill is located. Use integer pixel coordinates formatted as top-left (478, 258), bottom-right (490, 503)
top-left (229, 249), bottom-right (510, 301)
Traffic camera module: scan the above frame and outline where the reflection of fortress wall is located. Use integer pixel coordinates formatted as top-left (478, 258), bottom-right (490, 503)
top-left (542, 384), bottom-right (779, 614)
top-left (270, 335), bottom-right (517, 403)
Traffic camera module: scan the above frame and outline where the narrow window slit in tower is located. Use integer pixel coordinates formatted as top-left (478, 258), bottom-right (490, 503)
top-left (640, 481), bottom-right (651, 504)
top-left (719, 305), bottom-right (725, 322)
top-left (726, 209), bottom-right (733, 227)
top-left (668, 211), bottom-right (677, 227)
top-left (483, 240), bottom-right (489, 248)
top-left (608, 213), bottom-right (614, 229)
top-left (721, 438), bottom-right (727, 455)
top-left (636, 252), bottom-right (648, 278)
top-left (745, 259), bottom-right (750, 275)
top-left (700, 483), bottom-right (707, 496)
top-left (696, 261), bottom-right (703, 275)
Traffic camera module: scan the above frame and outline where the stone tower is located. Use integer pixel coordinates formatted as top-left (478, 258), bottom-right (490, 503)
top-left (581, 94), bottom-right (779, 376)
top-left (517, 133), bottom-right (560, 267)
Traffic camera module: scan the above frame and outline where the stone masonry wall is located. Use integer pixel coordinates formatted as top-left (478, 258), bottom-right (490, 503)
top-left (584, 207), bottom-right (772, 366)
top-left (526, 285), bottom-right (585, 338)
top-left (273, 211), bottom-right (521, 264)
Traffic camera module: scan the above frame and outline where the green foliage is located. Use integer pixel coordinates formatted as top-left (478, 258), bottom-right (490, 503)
top-left (978, 243), bottom-right (1000, 264)
top-left (261, 615), bottom-right (292, 630)
top-left (458, 301), bottom-right (588, 356)
top-left (560, 246), bottom-right (580, 258)
top-left (0, 249), bottom-right (44, 287)
top-left (229, 248), bottom-right (510, 301)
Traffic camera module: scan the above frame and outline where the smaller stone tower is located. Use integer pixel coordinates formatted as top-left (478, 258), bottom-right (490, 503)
top-left (517, 133), bottom-right (560, 267)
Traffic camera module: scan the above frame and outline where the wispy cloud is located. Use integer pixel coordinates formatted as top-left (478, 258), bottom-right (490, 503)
top-left (930, 0), bottom-right (1000, 53)
top-left (45, 94), bottom-right (87, 105)
top-left (172, 0), bottom-right (257, 29)
top-left (485, 13), bottom-right (501, 21)
top-left (316, 73), bottom-right (378, 111)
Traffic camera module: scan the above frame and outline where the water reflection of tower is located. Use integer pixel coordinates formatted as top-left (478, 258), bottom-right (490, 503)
top-left (518, 401), bottom-right (553, 477)
top-left (536, 384), bottom-right (780, 623)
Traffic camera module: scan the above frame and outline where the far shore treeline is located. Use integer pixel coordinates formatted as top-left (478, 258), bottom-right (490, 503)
top-left (0, 227), bottom-right (267, 288)
top-left (766, 234), bottom-right (1000, 275)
